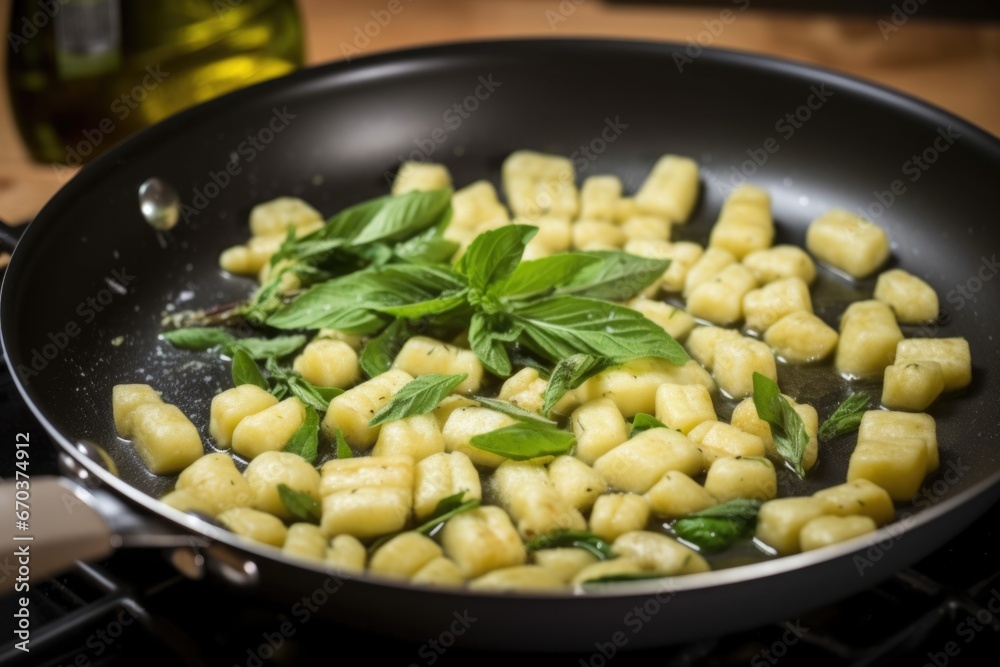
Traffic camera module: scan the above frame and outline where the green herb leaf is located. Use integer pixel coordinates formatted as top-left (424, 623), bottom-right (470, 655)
top-left (393, 226), bottom-right (459, 264)
top-left (415, 497), bottom-right (480, 537)
top-left (283, 404), bottom-right (320, 463)
top-left (369, 373), bottom-right (468, 427)
top-left (350, 188), bottom-right (452, 246)
top-left (376, 290), bottom-right (469, 319)
top-left (162, 327), bottom-right (234, 350)
top-left (494, 254), bottom-right (600, 299)
top-left (819, 393), bottom-right (871, 442)
top-left (468, 313), bottom-right (513, 377)
top-left (471, 396), bottom-right (557, 425)
top-left (455, 225), bottom-right (537, 291)
top-left (231, 348), bottom-right (268, 389)
top-left (751, 372), bottom-right (809, 478)
top-left (315, 195), bottom-right (391, 241)
top-left (541, 353), bottom-right (614, 416)
top-left (580, 572), bottom-right (671, 585)
top-left (277, 483), bottom-right (321, 523)
top-left (286, 376), bottom-right (342, 411)
top-left (230, 335), bottom-right (307, 360)
top-left (513, 296), bottom-right (689, 366)
top-left (631, 413), bottom-right (667, 435)
top-left (335, 427), bottom-right (353, 459)
top-left (525, 530), bottom-right (616, 561)
top-left (360, 319), bottom-right (408, 378)
top-left (469, 420), bottom-right (575, 460)
top-left (673, 499), bottom-right (762, 552)
top-left (555, 251), bottom-right (671, 301)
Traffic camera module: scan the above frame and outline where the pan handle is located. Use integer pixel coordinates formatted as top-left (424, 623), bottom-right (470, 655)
top-left (0, 217), bottom-right (25, 255)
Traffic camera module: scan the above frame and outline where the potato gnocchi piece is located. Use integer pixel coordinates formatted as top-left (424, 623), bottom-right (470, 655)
top-left (686, 263), bottom-right (758, 326)
top-left (493, 461), bottom-right (587, 539)
top-left (687, 420), bottom-right (766, 465)
top-left (874, 268), bottom-right (939, 323)
top-left (624, 239), bottom-right (705, 295)
top-left (593, 428), bottom-right (704, 494)
top-left (755, 497), bottom-right (827, 555)
top-left (174, 452), bottom-right (254, 516)
top-left (547, 456), bottom-right (607, 511)
top-left (654, 383), bottom-right (717, 435)
top-left (800, 515), bottom-right (877, 552)
top-left (621, 215), bottom-right (671, 242)
top-left (806, 208), bottom-right (889, 278)
top-left (730, 396), bottom-right (820, 472)
top-left (325, 534), bottom-right (366, 573)
top-left (441, 407), bottom-right (516, 468)
top-left (741, 277), bottom-right (812, 333)
top-left (763, 311), bottom-right (839, 364)
top-left (572, 219), bottom-right (626, 251)
top-left (413, 451), bottom-right (482, 521)
top-left (858, 410), bottom-right (938, 472)
top-left (292, 339), bottom-right (361, 390)
top-left (391, 161), bottom-right (452, 195)
top-left (498, 368), bottom-right (548, 414)
top-left (129, 402), bottom-right (203, 475)
top-left (644, 471), bottom-right (717, 519)
top-left (321, 369), bottom-right (413, 449)
top-left (835, 300), bottom-right (903, 378)
top-left (450, 180), bottom-right (510, 230)
top-left (432, 394), bottom-right (478, 426)
top-left (893, 338), bottom-right (971, 391)
top-left (612, 531), bottom-right (710, 574)
top-left (626, 298), bottom-right (696, 342)
top-left (813, 479), bottom-right (895, 527)
top-left (579, 175), bottom-right (623, 221)
top-left (588, 493), bottom-right (651, 542)
top-left (882, 361), bottom-right (944, 411)
top-left (683, 247), bottom-right (737, 298)
top-left (708, 185), bottom-right (774, 259)
top-left (742, 245), bottom-right (816, 285)
top-left (392, 336), bottom-right (483, 395)
top-left (571, 398), bottom-right (630, 465)
top-left (704, 456), bottom-right (777, 503)
top-left (112, 384), bottom-right (162, 438)
top-left (248, 196), bottom-right (322, 237)
top-left (231, 398), bottom-right (306, 460)
top-left (369, 532), bottom-right (443, 580)
top-left (218, 508), bottom-right (287, 548)
top-left (712, 336), bottom-right (777, 399)
top-left (521, 216), bottom-right (572, 260)
top-left (209, 384), bottom-right (279, 449)
top-left (283, 523), bottom-right (327, 562)
top-left (847, 436), bottom-right (928, 502)
top-left (411, 557), bottom-right (467, 586)
top-left (572, 558), bottom-right (646, 584)
top-left (319, 455), bottom-right (414, 538)
top-left (684, 326), bottom-right (743, 371)
top-left (468, 565), bottom-right (566, 592)
top-left (575, 357), bottom-right (714, 417)
top-left (634, 154), bottom-right (700, 223)
top-left (532, 548), bottom-right (599, 583)
top-left (244, 451), bottom-right (321, 521)
top-left (502, 150), bottom-right (579, 219)
top-left (372, 414), bottom-right (446, 462)
top-left (441, 506), bottom-right (526, 578)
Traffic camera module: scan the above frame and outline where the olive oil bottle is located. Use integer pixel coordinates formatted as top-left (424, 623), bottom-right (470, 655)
top-left (6, 0), bottom-right (304, 165)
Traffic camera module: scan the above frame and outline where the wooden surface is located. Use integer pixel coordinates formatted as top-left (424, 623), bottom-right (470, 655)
top-left (1, 0), bottom-right (998, 225)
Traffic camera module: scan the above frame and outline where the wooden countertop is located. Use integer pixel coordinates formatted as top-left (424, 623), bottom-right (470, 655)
top-left (1, 0), bottom-right (998, 226)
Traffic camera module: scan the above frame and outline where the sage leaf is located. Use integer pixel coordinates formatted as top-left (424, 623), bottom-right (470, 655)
top-left (631, 413), bottom-right (667, 435)
top-left (369, 373), bottom-right (468, 427)
top-left (335, 427), bottom-right (353, 459)
top-left (751, 372), bottom-right (809, 478)
top-left (470, 420), bottom-right (575, 460)
top-left (819, 393), bottom-right (871, 442)
top-left (471, 396), bottom-right (557, 425)
top-left (673, 499), bottom-right (761, 552)
top-left (277, 483), bottom-right (321, 523)
top-left (231, 348), bottom-right (268, 390)
top-left (526, 530), bottom-right (616, 560)
top-left (283, 405), bottom-right (319, 463)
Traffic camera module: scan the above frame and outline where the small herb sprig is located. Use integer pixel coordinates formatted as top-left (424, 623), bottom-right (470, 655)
top-left (751, 372), bottom-right (810, 478)
top-left (819, 393), bottom-right (871, 442)
top-left (673, 499), bottom-right (762, 552)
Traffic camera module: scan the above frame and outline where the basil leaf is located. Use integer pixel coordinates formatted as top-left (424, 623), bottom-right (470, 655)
top-left (525, 530), bottom-right (616, 561)
top-left (283, 405), bottom-right (319, 463)
top-left (277, 483), bottom-right (321, 524)
top-left (751, 372), bottom-right (809, 478)
top-left (555, 251), bottom-right (671, 301)
top-left (472, 396), bottom-right (557, 425)
top-left (360, 319), bottom-right (408, 378)
top-left (369, 373), bottom-right (468, 427)
top-left (393, 226), bottom-right (459, 264)
top-left (673, 499), bottom-right (761, 552)
top-left (162, 327), bottom-right (234, 350)
top-left (376, 290), bottom-right (469, 319)
top-left (468, 313), bottom-right (512, 377)
top-left (494, 254), bottom-right (600, 299)
top-left (631, 413), bottom-right (667, 435)
top-left (455, 225), bottom-right (537, 291)
top-left (470, 420), bottom-right (575, 460)
top-left (287, 376), bottom-right (342, 411)
top-left (513, 296), bottom-right (689, 366)
top-left (230, 335), bottom-right (307, 360)
top-left (335, 427), bottom-right (353, 459)
top-left (415, 498), bottom-right (480, 537)
top-left (819, 393), bottom-right (871, 442)
top-left (350, 188), bottom-right (452, 246)
top-left (581, 572), bottom-right (671, 585)
top-left (507, 347), bottom-right (552, 379)
top-left (316, 195), bottom-right (390, 241)
top-left (231, 348), bottom-right (268, 389)
top-left (541, 353), bottom-right (613, 416)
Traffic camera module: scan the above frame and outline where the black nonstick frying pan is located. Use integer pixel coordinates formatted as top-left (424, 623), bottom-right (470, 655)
top-left (2, 39), bottom-right (999, 651)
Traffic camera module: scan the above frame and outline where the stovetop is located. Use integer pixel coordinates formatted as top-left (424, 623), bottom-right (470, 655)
top-left (2, 365), bottom-right (999, 666)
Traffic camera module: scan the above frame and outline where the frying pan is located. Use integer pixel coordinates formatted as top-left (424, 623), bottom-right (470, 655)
top-left (2, 39), bottom-right (999, 651)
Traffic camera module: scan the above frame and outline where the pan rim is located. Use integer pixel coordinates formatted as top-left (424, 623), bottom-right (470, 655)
top-left (3, 36), bottom-right (1000, 602)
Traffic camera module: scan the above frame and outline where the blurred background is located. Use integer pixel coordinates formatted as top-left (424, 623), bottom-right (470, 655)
top-left (1, 0), bottom-right (998, 225)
